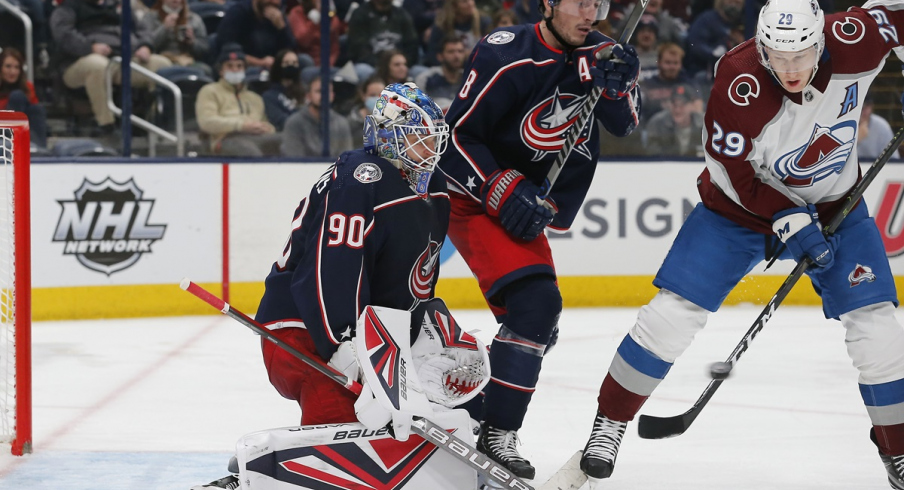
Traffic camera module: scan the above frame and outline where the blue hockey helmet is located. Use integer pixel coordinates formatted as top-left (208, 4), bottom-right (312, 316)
top-left (363, 83), bottom-right (450, 196)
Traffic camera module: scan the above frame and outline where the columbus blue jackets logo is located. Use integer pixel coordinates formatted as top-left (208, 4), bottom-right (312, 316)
top-left (849, 263), bottom-right (877, 287)
top-left (245, 433), bottom-right (439, 489)
top-left (773, 121), bottom-right (855, 187)
top-left (52, 177), bottom-right (166, 275)
top-left (520, 87), bottom-right (592, 161)
top-left (354, 162), bottom-right (383, 183)
top-left (409, 239), bottom-right (441, 300)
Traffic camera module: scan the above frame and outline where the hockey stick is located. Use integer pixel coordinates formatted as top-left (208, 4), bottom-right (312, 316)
top-left (181, 279), bottom-right (585, 490)
top-left (538, 0), bottom-right (650, 200)
top-left (637, 126), bottom-right (904, 440)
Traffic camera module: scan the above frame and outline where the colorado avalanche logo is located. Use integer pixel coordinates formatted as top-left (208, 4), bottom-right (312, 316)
top-left (849, 263), bottom-right (877, 287)
top-left (409, 239), bottom-right (441, 300)
top-left (833, 16), bottom-right (866, 44)
top-left (773, 121), bottom-right (855, 187)
top-left (728, 74), bottom-right (760, 106)
top-left (520, 87), bottom-right (592, 161)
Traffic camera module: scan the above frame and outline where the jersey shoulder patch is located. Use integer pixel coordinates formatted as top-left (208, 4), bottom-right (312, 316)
top-left (487, 29), bottom-right (515, 45)
top-left (353, 162), bottom-right (382, 183)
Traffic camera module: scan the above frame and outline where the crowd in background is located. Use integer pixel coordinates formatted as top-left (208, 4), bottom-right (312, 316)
top-left (0, 0), bottom-right (898, 159)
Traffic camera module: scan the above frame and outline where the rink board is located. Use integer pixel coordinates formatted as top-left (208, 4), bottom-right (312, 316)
top-left (29, 159), bottom-right (904, 319)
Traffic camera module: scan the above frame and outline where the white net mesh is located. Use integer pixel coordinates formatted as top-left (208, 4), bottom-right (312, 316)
top-left (0, 127), bottom-right (17, 446)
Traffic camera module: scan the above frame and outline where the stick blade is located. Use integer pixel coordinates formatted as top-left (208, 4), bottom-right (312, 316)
top-left (538, 451), bottom-right (588, 490)
top-left (637, 412), bottom-right (693, 439)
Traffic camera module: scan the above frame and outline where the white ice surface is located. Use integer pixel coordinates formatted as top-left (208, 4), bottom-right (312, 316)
top-left (0, 305), bottom-right (896, 489)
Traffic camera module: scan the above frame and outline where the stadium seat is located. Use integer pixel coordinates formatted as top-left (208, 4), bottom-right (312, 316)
top-left (154, 66), bottom-right (214, 131)
top-left (51, 138), bottom-right (119, 157)
top-left (192, 2), bottom-right (227, 37)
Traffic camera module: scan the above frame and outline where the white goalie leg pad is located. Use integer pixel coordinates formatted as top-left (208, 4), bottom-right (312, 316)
top-left (354, 305), bottom-right (437, 442)
top-left (233, 409), bottom-right (478, 490)
top-left (840, 301), bottom-right (904, 384)
top-left (631, 289), bottom-right (709, 362)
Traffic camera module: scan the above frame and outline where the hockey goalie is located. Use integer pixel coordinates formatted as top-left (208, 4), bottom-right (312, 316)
top-left (193, 298), bottom-right (491, 490)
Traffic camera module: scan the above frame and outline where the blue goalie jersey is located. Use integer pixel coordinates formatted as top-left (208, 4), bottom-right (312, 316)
top-left (440, 23), bottom-right (641, 230)
top-left (256, 150), bottom-right (450, 360)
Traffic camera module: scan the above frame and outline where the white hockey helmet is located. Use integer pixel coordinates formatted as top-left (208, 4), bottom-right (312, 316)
top-left (363, 83), bottom-right (449, 196)
top-left (755, 0), bottom-right (825, 80)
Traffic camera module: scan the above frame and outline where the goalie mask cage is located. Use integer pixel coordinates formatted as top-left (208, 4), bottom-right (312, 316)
top-left (0, 111), bottom-right (31, 456)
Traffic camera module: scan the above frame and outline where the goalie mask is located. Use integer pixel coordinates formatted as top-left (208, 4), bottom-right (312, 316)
top-left (755, 0), bottom-right (825, 89)
top-left (363, 83), bottom-right (450, 196)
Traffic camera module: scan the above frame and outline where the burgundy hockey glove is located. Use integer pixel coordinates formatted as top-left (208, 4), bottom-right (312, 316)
top-left (481, 169), bottom-right (555, 241)
top-left (592, 43), bottom-right (640, 100)
top-left (772, 204), bottom-right (839, 269)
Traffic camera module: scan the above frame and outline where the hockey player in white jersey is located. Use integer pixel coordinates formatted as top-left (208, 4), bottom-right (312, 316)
top-left (580, 0), bottom-right (904, 487)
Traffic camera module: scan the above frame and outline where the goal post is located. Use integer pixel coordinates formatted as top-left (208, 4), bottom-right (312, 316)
top-left (0, 111), bottom-right (32, 456)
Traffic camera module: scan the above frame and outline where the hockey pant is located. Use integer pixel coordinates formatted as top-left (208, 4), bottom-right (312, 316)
top-left (261, 326), bottom-right (357, 425)
top-left (596, 290), bottom-right (904, 456)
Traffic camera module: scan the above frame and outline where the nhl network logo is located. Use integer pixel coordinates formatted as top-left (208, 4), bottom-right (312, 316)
top-left (52, 177), bottom-right (167, 275)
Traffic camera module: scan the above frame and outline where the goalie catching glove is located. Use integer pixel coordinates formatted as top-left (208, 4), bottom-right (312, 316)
top-left (352, 300), bottom-right (490, 441)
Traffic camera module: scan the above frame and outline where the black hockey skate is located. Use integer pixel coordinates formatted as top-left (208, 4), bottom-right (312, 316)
top-left (871, 428), bottom-right (904, 489)
top-left (580, 411), bottom-right (627, 479)
top-left (190, 475), bottom-right (240, 490)
top-left (477, 423), bottom-right (536, 480)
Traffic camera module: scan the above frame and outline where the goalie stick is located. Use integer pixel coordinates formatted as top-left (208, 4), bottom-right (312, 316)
top-left (180, 279), bottom-right (587, 490)
top-left (637, 126), bottom-right (904, 440)
top-left (538, 0), bottom-right (650, 200)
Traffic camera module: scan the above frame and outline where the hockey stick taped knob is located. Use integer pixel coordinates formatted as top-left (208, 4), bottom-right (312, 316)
top-left (709, 362), bottom-right (732, 380)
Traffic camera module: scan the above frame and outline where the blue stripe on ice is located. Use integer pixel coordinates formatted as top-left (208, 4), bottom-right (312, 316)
top-left (616, 335), bottom-right (672, 380)
top-left (860, 378), bottom-right (904, 407)
top-left (0, 451), bottom-right (233, 490)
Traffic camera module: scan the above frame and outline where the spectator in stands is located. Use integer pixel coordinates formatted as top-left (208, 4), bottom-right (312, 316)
top-left (425, 0), bottom-right (490, 67)
top-left (196, 43), bottom-right (281, 156)
top-left (0, 48), bottom-right (47, 148)
top-left (375, 49), bottom-right (410, 85)
top-left (288, 0), bottom-right (344, 68)
top-left (617, 0), bottom-right (686, 45)
top-left (346, 0), bottom-right (419, 68)
top-left (645, 83), bottom-right (704, 157)
top-left (414, 36), bottom-right (465, 110)
top-left (139, 0), bottom-right (211, 76)
top-left (640, 42), bottom-right (695, 123)
top-left (50, 0), bottom-right (173, 133)
top-left (491, 8), bottom-right (519, 30)
top-left (632, 14), bottom-right (660, 82)
top-left (345, 74), bottom-right (384, 139)
top-left (403, 0), bottom-right (444, 47)
top-left (684, 0), bottom-right (744, 76)
top-left (281, 73), bottom-right (353, 157)
top-left (858, 95), bottom-right (900, 161)
top-left (262, 49), bottom-right (303, 131)
top-left (216, 0), bottom-right (296, 70)
top-left (513, 0), bottom-right (541, 23)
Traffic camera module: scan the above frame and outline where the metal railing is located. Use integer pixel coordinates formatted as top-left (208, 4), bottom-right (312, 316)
top-left (0, 0), bottom-right (33, 84)
top-left (104, 57), bottom-right (185, 156)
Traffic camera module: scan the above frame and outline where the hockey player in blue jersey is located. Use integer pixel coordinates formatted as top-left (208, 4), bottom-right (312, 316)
top-left (438, 0), bottom-right (642, 479)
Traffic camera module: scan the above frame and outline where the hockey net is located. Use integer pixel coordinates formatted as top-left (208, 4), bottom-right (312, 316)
top-left (0, 112), bottom-right (31, 456)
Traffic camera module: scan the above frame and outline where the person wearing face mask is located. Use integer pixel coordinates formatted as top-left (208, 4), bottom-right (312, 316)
top-left (262, 50), bottom-right (304, 131)
top-left (287, 0), bottom-right (345, 67)
top-left (138, 0), bottom-right (211, 75)
top-left (684, 0), bottom-right (744, 77)
top-left (346, 74), bottom-right (387, 138)
top-left (196, 43), bottom-right (282, 156)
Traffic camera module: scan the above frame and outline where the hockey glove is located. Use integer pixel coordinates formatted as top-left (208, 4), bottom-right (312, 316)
top-left (481, 169), bottom-right (555, 241)
top-left (592, 43), bottom-right (640, 100)
top-left (327, 341), bottom-right (362, 382)
top-left (772, 204), bottom-right (838, 269)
